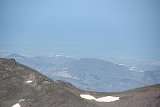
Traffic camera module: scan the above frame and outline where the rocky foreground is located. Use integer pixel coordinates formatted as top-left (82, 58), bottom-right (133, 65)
top-left (0, 58), bottom-right (160, 107)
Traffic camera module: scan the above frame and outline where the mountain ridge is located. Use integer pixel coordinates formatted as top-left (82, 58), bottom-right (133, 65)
top-left (3, 53), bottom-right (160, 92)
top-left (0, 58), bottom-right (160, 107)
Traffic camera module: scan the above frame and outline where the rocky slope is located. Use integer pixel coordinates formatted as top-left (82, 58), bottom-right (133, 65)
top-left (0, 58), bottom-right (96, 107)
top-left (0, 58), bottom-right (160, 107)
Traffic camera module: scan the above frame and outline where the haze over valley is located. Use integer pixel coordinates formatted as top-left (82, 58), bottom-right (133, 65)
top-left (1, 51), bottom-right (160, 92)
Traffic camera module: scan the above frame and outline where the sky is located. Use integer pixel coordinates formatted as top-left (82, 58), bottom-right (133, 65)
top-left (0, 0), bottom-right (160, 60)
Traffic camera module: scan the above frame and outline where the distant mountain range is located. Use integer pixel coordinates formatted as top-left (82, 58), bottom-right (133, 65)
top-left (107, 56), bottom-right (160, 71)
top-left (1, 53), bottom-right (160, 92)
top-left (0, 58), bottom-right (160, 107)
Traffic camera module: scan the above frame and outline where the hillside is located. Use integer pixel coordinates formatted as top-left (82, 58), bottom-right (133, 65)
top-left (5, 54), bottom-right (152, 92)
top-left (0, 58), bottom-right (160, 107)
top-left (0, 58), bottom-right (96, 107)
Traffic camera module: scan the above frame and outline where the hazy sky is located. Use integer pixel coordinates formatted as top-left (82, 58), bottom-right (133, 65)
top-left (0, 0), bottom-right (160, 60)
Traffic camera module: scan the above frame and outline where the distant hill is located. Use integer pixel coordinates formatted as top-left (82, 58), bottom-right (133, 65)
top-left (62, 58), bottom-right (143, 92)
top-left (5, 54), bottom-right (160, 92)
top-left (0, 58), bottom-right (160, 107)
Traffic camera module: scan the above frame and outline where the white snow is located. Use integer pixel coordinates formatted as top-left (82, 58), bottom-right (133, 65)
top-left (129, 68), bottom-right (134, 71)
top-left (80, 94), bottom-right (119, 102)
top-left (95, 96), bottom-right (119, 102)
top-left (19, 99), bottom-right (25, 102)
top-left (11, 103), bottom-right (20, 107)
top-left (26, 80), bottom-right (32, 83)
top-left (80, 94), bottom-right (96, 100)
top-left (11, 99), bottom-right (25, 107)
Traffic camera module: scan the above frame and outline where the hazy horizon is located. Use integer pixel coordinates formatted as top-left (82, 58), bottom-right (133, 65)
top-left (1, 0), bottom-right (160, 61)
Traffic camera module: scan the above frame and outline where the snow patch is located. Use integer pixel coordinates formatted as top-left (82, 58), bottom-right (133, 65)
top-left (26, 80), bottom-right (32, 83)
top-left (95, 96), bottom-right (119, 102)
top-left (80, 94), bottom-right (119, 102)
top-left (80, 94), bottom-right (96, 100)
top-left (12, 99), bottom-right (25, 107)
top-left (11, 103), bottom-right (20, 107)
top-left (19, 99), bottom-right (25, 102)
